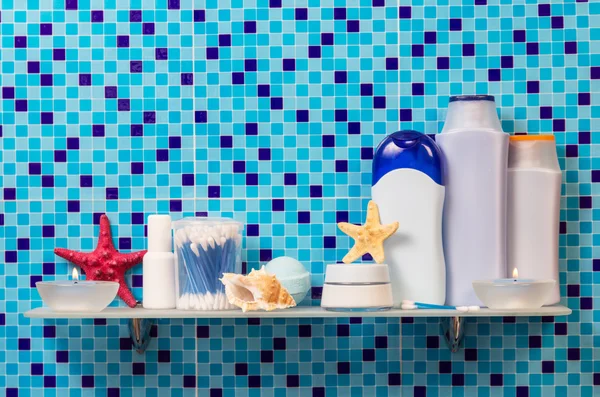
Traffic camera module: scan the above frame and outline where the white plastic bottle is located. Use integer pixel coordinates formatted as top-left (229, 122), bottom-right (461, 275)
top-left (372, 130), bottom-right (446, 306)
top-left (507, 135), bottom-right (561, 305)
top-left (143, 215), bottom-right (176, 309)
top-left (437, 95), bottom-right (509, 306)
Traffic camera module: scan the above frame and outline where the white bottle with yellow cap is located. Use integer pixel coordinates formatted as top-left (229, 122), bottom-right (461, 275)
top-left (507, 135), bottom-right (562, 305)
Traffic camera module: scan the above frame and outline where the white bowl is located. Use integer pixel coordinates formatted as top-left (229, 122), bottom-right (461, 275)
top-left (472, 279), bottom-right (556, 310)
top-left (36, 281), bottom-right (119, 312)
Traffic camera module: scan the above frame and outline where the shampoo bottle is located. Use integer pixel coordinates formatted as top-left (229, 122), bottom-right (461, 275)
top-left (372, 130), bottom-right (446, 306)
top-left (507, 135), bottom-right (561, 304)
top-left (437, 95), bottom-right (509, 306)
top-left (143, 215), bottom-right (176, 309)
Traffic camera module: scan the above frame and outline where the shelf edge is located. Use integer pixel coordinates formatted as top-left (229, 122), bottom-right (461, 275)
top-left (24, 305), bottom-right (572, 319)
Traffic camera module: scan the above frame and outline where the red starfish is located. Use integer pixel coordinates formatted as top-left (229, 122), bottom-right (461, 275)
top-left (54, 214), bottom-right (147, 308)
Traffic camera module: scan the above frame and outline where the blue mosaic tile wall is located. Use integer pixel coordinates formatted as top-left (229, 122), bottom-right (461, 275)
top-left (0, 0), bottom-right (597, 395)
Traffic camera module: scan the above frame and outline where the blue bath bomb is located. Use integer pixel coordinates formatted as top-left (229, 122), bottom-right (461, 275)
top-left (265, 256), bottom-right (311, 304)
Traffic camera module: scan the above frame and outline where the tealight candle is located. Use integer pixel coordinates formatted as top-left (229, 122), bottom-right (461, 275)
top-left (472, 268), bottom-right (556, 310)
top-left (35, 267), bottom-right (119, 312)
top-left (494, 268), bottom-right (535, 284)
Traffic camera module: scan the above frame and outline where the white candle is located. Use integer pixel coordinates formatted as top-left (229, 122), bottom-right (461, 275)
top-left (493, 267), bottom-right (534, 284)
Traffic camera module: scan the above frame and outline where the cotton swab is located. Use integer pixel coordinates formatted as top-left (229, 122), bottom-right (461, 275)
top-left (401, 300), bottom-right (481, 312)
top-left (401, 303), bottom-right (470, 312)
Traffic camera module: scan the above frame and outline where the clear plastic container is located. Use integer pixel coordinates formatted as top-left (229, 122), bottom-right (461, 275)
top-left (172, 217), bottom-right (243, 310)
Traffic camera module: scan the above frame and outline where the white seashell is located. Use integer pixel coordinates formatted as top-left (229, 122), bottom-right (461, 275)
top-left (220, 267), bottom-right (296, 312)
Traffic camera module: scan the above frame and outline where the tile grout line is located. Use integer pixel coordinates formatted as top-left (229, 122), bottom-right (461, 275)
top-left (0, 195), bottom-right (589, 203)
top-left (192, 2), bottom-right (199, 393)
top-left (0, 197), bottom-right (374, 203)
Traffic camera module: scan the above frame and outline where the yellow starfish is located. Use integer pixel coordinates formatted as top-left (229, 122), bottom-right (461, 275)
top-left (337, 200), bottom-right (399, 264)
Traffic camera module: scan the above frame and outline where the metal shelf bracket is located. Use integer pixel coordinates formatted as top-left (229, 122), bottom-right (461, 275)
top-left (441, 316), bottom-right (465, 353)
top-left (127, 304), bottom-right (154, 354)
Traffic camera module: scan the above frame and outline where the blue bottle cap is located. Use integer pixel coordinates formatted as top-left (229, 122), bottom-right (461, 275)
top-left (372, 130), bottom-right (444, 186)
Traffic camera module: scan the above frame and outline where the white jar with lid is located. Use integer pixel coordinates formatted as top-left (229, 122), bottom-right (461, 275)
top-left (321, 264), bottom-right (393, 311)
top-left (507, 135), bottom-right (561, 305)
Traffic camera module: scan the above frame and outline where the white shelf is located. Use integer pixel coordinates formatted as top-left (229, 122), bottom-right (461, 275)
top-left (25, 305), bottom-right (571, 319)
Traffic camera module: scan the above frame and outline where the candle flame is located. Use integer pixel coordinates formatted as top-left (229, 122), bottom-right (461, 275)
top-left (512, 268), bottom-right (518, 279)
top-left (72, 267), bottom-right (79, 281)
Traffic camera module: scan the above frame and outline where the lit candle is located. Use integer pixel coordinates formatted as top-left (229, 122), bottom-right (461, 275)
top-left (486, 268), bottom-right (535, 284)
top-left (35, 265), bottom-right (119, 312)
top-left (473, 267), bottom-right (556, 310)
top-left (504, 267), bottom-right (533, 283)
